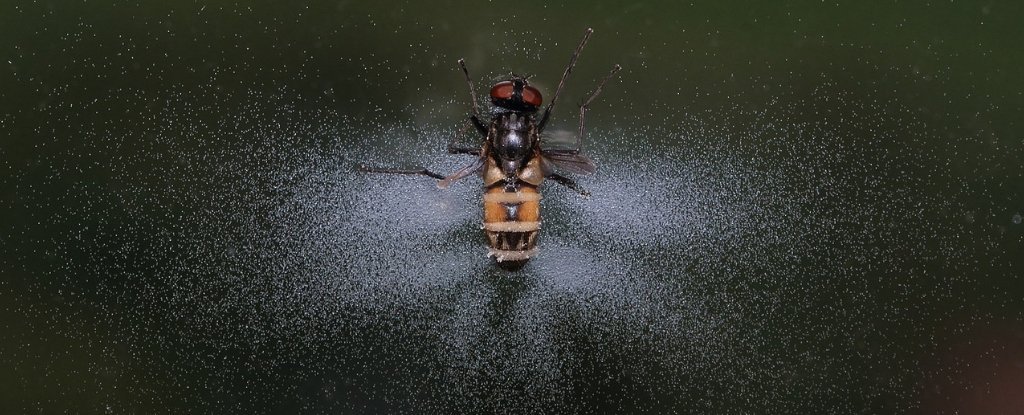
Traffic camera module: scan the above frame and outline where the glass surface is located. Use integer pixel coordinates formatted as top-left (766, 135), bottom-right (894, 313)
top-left (2, 1), bottom-right (1022, 413)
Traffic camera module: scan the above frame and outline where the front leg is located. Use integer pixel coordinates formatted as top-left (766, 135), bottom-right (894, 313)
top-left (447, 116), bottom-right (488, 157)
top-left (538, 28), bottom-right (595, 132)
top-left (448, 143), bottom-right (480, 156)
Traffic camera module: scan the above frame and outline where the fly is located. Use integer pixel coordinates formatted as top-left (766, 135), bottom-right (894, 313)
top-left (360, 28), bottom-right (620, 269)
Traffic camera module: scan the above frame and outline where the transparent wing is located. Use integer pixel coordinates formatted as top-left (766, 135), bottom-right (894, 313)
top-left (539, 129), bottom-right (596, 175)
top-left (541, 149), bottom-right (597, 175)
top-left (539, 129), bottom-right (578, 150)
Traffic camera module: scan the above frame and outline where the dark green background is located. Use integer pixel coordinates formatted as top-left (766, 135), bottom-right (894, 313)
top-left (2, 1), bottom-right (1022, 413)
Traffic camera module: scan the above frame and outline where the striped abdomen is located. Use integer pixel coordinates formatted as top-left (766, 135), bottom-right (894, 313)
top-left (482, 184), bottom-right (541, 263)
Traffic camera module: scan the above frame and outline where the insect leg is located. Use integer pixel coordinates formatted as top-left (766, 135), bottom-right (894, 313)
top-left (539, 28), bottom-right (594, 132)
top-left (458, 59), bottom-right (491, 136)
top-left (575, 64), bottom-right (622, 152)
top-left (458, 58), bottom-right (482, 118)
top-left (437, 157), bottom-right (484, 189)
top-left (546, 173), bottom-right (591, 198)
top-left (357, 164), bottom-right (446, 180)
top-left (448, 144), bottom-right (481, 156)
top-left (448, 59), bottom-right (488, 154)
top-left (447, 121), bottom-right (483, 156)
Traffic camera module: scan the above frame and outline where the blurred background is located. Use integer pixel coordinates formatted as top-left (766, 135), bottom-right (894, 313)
top-left (2, 1), bottom-right (1022, 413)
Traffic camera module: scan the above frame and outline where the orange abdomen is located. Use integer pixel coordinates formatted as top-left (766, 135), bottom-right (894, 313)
top-left (482, 184), bottom-right (541, 263)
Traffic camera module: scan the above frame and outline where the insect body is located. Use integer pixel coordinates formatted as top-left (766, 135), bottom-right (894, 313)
top-left (361, 28), bottom-right (620, 269)
top-left (480, 106), bottom-right (545, 263)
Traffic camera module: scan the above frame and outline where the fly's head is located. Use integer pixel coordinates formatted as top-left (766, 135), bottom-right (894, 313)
top-left (489, 75), bottom-right (542, 113)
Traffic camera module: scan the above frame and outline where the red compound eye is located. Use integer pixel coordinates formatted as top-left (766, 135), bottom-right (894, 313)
top-left (489, 81), bottom-right (515, 101)
top-left (489, 80), bottom-right (542, 108)
top-left (521, 85), bottom-right (542, 107)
